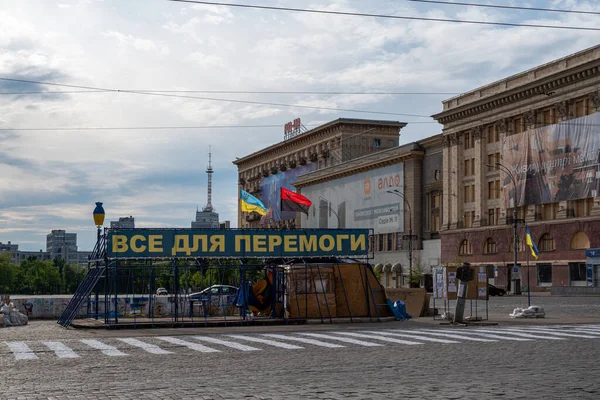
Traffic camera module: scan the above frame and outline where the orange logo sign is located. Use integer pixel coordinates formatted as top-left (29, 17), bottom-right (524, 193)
top-left (364, 178), bottom-right (371, 195)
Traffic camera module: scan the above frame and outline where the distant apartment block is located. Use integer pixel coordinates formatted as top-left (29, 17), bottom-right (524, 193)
top-left (110, 216), bottom-right (135, 229)
top-left (219, 221), bottom-right (231, 229)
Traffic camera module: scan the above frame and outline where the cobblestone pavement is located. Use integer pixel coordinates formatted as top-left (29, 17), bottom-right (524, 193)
top-left (3, 323), bottom-right (600, 399)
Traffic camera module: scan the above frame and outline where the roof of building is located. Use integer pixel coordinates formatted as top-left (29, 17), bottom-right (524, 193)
top-left (232, 118), bottom-right (407, 166)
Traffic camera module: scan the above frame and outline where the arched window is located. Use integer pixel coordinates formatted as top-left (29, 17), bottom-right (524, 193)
top-left (509, 236), bottom-right (523, 252)
top-left (539, 233), bottom-right (555, 252)
top-left (570, 231), bottom-right (590, 249)
top-left (483, 238), bottom-right (497, 254)
top-left (459, 239), bottom-right (472, 255)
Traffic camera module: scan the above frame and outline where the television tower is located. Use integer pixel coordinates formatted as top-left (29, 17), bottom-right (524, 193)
top-left (203, 146), bottom-right (214, 212)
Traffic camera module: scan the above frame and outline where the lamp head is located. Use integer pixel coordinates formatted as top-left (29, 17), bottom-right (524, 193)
top-left (93, 202), bottom-right (105, 227)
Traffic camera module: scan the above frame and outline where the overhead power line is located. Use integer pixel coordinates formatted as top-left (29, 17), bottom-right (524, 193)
top-left (0, 89), bottom-right (460, 96)
top-left (0, 77), bottom-right (433, 118)
top-left (406, 0), bottom-right (600, 16)
top-left (0, 121), bottom-right (439, 132)
top-left (166, 0), bottom-right (600, 31)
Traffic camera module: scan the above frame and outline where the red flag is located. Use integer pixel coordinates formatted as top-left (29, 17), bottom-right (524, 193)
top-left (280, 187), bottom-right (312, 215)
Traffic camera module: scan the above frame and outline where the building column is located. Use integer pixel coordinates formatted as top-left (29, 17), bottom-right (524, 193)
top-left (472, 126), bottom-right (484, 227)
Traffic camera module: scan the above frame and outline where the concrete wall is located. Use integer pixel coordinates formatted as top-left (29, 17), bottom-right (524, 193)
top-left (551, 286), bottom-right (600, 296)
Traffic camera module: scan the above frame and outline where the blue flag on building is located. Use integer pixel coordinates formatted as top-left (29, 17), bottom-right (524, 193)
top-left (240, 189), bottom-right (268, 216)
top-left (525, 225), bottom-right (540, 260)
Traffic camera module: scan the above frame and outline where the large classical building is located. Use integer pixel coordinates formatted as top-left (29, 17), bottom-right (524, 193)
top-left (233, 118), bottom-right (407, 229)
top-left (294, 134), bottom-right (443, 289)
top-left (432, 45), bottom-right (600, 294)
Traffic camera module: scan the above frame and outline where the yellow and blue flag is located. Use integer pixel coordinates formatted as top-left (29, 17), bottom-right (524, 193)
top-left (240, 189), bottom-right (268, 216)
top-left (525, 226), bottom-right (540, 260)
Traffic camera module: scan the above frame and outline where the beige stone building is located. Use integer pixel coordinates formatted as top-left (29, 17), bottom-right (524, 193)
top-left (233, 118), bottom-right (406, 229)
top-left (294, 134), bottom-right (443, 289)
top-left (432, 45), bottom-right (600, 294)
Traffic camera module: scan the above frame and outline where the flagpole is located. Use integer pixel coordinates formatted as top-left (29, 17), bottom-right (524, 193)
top-left (526, 227), bottom-right (531, 307)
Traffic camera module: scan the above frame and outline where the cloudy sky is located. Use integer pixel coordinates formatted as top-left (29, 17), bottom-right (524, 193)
top-left (0, 0), bottom-right (598, 251)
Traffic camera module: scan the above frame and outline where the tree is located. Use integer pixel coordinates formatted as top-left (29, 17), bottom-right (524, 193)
top-left (21, 259), bottom-right (62, 294)
top-left (0, 254), bottom-right (17, 293)
top-left (62, 263), bottom-right (87, 293)
top-left (409, 255), bottom-right (427, 288)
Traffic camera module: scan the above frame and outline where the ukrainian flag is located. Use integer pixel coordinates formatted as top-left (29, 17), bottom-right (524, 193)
top-left (525, 226), bottom-right (540, 260)
top-left (240, 189), bottom-right (268, 216)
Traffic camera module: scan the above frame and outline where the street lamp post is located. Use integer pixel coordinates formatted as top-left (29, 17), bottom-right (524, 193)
top-left (386, 189), bottom-right (412, 286)
top-left (487, 163), bottom-right (521, 296)
top-left (318, 197), bottom-right (341, 228)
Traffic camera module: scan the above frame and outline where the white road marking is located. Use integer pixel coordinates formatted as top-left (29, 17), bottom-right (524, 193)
top-left (298, 332), bottom-right (383, 347)
top-left (405, 330), bottom-right (496, 342)
top-left (80, 339), bottom-right (128, 356)
top-left (430, 329), bottom-right (532, 341)
top-left (43, 341), bottom-right (80, 358)
top-left (475, 329), bottom-right (563, 340)
top-left (191, 336), bottom-right (260, 351)
top-left (226, 335), bottom-right (303, 349)
top-left (5, 341), bottom-right (38, 360)
top-left (509, 328), bottom-right (600, 339)
top-left (262, 334), bottom-right (345, 348)
top-left (117, 338), bottom-right (173, 354)
top-left (331, 331), bottom-right (423, 345)
top-left (363, 330), bottom-right (458, 344)
top-left (156, 337), bottom-right (220, 353)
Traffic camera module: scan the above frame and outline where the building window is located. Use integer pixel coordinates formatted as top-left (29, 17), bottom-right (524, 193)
top-left (459, 239), bottom-right (472, 255)
top-left (569, 262), bottom-right (587, 284)
top-left (373, 138), bottom-right (381, 148)
top-left (434, 169), bottom-right (441, 181)
top-left (396, 232), bottom-right (403, 250)
top-left (487, 126), bottom-right (499, 143)
top-left (483, 238), bottom-right (497, 254)
top-left (387, 233), bottom-right (393, 252)
top-left (542, 203), bottom-right (558, 220)
top-left (514, 118), bottom-right (523, 134)
top-left (464, 132), bottom-right (472, 149)
top-left (509, 236), bottom-right (523, 252)
top-left (537, 263), bottom-right (552, 286)
top-left (488, 208), bottom-right (500, 226)
top-left (464, 211), bottom-right (475, 228)
top-left (487, 180), bottom-right (500, 199)
top-left (539, 233), bottom-right (555, 252)
top-left (570, 231), bottom-right (590, 250)
top-left (431, 192), bottom-right (440, 234)
top-left (368, 235), bottom-right (374, 252)
top-left (378, 234), bottom-right (384, 251)
top-left (575, 100), bottom-right (585, 118)
top-left (464, 185), bottom-right (475, 202)
top-left (432, 215), bottom-right (440, 233)
top-left (464, 158), bottom-right (475, 176)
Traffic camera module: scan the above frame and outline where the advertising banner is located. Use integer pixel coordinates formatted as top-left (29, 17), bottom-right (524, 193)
top-left (106, 228), bottom-right (370, 259)
top-left (502, 112), bottom-right (600, 207)
top-left (300, 163), bottom-right (404, 233)
top-left (260, 163), bottom-right (317, 222)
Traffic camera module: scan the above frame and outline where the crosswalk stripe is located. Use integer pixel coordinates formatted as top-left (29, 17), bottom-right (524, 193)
top-left (80, 339), bottom-right (128, 356)
top-left (5, 341), bottom-right (38, 360)
top-left (298, 332), bottom-right (383, 347)
top-left (262, 334), bottom-right (345, 348)
top-left (406, 330), bottom-right (496, 342)
top-left (117, 338), bottom-right (173, 354)
top-left (509, 328), bottom-right (600, 339)
top-left (430, 329), bottom-right (532, 341)
top-left (191, 336), bottom-right (260, 351)
top-left (226, 335), bottom-right (303, 349)
top-left (364, 330), bottom-right (458, 344)
top-left (475, 329), bottom-right (563, 340)
top-left (567, 328), bottom-right (600, 335)
top-left (156, 337), bottom-right (220, 353)
top-left (43, 341), bottom-right (80, 358)
top-left (332, 331), bottom-right (423, 345)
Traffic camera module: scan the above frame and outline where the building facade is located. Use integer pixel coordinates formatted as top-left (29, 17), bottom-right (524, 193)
top-left (110, 216), bottom-right (135, 229)
top-left (233, 118), bottom-right (407, 229)
top-left (46, 230), bottom-right (78, 264)
top-left (294, 135), bottom-right (443, 289)
top-left (432, 45), bottom-right (600, 293)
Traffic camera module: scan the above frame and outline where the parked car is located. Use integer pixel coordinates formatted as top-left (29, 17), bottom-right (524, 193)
top-left (188, 285), bottom-right (238, 301)
top-left (156, 288), bottom-right (168, 296)
top-left (488, 284), bottom-right (506, 296)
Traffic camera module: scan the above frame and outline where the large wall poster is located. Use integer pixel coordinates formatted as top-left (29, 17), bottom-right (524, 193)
top-left (300, 163), bottom-right (405, 234)
top-left (502, 112), bottom-right (600, 207)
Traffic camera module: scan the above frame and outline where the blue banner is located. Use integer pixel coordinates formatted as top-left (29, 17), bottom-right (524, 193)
top-left (106, 229), bottom-right (371, 259)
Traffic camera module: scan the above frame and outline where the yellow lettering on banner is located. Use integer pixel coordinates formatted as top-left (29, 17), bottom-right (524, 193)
top-left (172, 235), bottom-right (191, 256)
top-left (284, 235), bottom-right (297, 252)
top-left (253, 235), bottom-right (267, 252)
top-left (299, 235), bottom-right (317, 252)
top-left (130, 235), bottom-right (147, 252)
top-left (319, 235), bottom-right (335, 252)
top-left (209, 235), bottom-right (225, 252)
top-left (191, 235), bottom-right (208, 252)
top-left (335, 234), bottom-right (349, 251)
top-left (148, 235), bottom-right (163, 253)
top-left (351, 234), bottom-right (367, 251)
top-left (112, 235), bottom-right (128, 253)
top-left (269, 235), bottom-right (282, 252)
top-left (235, 235), bottom-right (251, 252)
